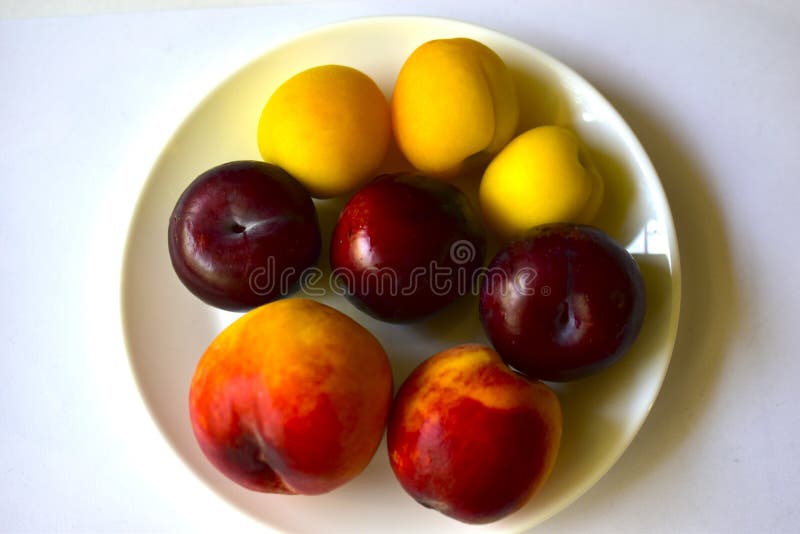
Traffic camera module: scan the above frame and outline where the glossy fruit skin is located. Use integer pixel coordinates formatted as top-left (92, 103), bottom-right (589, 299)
top-left (479, 223), bottom-right (646, 381)
top-left (168, 161), bottom-right (321, 311)
top-left (387, 344), bottom-right (562, 524)
top-left (330, 173), bottom-right (486, 322)
top-left (189, 298), bottom-right (393, 494)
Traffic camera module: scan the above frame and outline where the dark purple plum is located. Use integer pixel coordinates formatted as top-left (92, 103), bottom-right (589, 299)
top-left (168, 161), bottom-right (321, 311)
top-left (330, 173), bottom-right (485, 322)
top-left (479, 223), bottom-right (645, 381)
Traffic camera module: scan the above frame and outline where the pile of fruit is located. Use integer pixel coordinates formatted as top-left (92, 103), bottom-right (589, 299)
top-left (167, 37), bottom-right (646, 525)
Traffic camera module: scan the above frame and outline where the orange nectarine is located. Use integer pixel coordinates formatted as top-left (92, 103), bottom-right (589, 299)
top-left (190, 298), bottom-right (393, 494)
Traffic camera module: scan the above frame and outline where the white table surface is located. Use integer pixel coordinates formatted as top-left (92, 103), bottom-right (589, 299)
top-left (1, 1), bottom-right (799, 532)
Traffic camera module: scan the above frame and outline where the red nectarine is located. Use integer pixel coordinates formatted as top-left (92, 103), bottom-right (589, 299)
top-left (387, 344), bottom-right (562, 524)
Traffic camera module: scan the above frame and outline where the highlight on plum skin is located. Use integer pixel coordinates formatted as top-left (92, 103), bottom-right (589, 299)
top-left (480, 223), bottom-right (646, 382)
top-left (168, 160), bottom-right (321, 312)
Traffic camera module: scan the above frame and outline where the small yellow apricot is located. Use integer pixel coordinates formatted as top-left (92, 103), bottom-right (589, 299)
top-left (479, 125), bottom-right (604, 239)
top-left (258, 65), bottom-right (391, 198)
top-left (391, 38), bottom-right (519, 178)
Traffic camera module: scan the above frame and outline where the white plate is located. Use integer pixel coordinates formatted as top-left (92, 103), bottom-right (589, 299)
top-left (121, 16), bottom-right (681, 533)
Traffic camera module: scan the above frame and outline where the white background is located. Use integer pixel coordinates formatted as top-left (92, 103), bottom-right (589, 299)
top-left (1, 1), bottom-right (799, 532)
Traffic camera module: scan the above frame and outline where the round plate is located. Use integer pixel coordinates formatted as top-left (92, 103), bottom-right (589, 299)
top-left (121, 16), bottom-right (680, 533)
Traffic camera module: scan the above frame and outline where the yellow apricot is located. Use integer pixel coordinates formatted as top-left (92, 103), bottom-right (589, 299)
top-left (391, 38), bottom-right (519, 178)
top-left (258, 65), bottom-right (391, 198)
top-left (479, 125), bottom-right (604, 239)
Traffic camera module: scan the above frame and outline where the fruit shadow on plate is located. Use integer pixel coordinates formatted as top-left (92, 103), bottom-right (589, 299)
top-left (510, 64), bottom-right (644, 246)
top-left (523, 253), bottom-right (673, 515)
